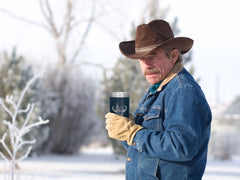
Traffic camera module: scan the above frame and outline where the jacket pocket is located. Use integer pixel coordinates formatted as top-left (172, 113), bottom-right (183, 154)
top-left (139, 156), bottom-right (160, 180)
top-left (143, 107), bottom-right (161, 120)
top-left (142, 107), bottom-right (164, 131)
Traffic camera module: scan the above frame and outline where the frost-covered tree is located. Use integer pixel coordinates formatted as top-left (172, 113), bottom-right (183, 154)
top-left (0, 73), bottom-right (49, 180)
top-left (0, 48), bottom-right (46, 158)
top-left (36, 64), bottom-right (96, 154)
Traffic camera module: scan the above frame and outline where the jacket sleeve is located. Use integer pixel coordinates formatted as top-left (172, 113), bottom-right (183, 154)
top-left (120, 140), bottom-right (129, 149)
top-left (132, 86), bottom-right (211, 162)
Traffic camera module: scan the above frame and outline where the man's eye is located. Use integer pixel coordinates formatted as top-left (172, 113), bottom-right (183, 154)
top-left (148, 55), bottom-right (156, 59)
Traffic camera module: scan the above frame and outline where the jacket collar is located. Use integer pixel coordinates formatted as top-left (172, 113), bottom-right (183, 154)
top-left (157, 63), bottom-right (183, 92)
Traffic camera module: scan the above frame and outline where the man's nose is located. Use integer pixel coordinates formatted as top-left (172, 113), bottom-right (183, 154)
top-left (144, 61), bottom-right (154, 68)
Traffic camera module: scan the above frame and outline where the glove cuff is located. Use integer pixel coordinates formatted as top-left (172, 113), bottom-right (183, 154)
top-left (127, 125), bottom-right (144, 145)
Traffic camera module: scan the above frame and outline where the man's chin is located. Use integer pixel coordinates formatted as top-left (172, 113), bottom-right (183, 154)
top-left (146, 78), bottom-right (162, 85)
top-left (146, 74), bottom-right (161, 83)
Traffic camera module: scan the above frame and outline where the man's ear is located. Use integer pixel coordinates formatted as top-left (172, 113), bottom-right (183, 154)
top-left (170, 49), bottom-right (179, 64)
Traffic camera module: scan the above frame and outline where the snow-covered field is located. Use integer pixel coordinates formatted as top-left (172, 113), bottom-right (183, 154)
top-left (1, 147), bottom-right (240, 180)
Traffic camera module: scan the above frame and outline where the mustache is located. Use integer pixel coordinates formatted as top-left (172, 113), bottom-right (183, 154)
top-left (144, 68), bottom-right (160, 76)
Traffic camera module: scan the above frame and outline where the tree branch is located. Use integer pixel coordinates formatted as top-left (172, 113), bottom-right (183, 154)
top-left (0, 6), bottom-right (48, 30)
top-left (94, 19), bottom-right (121, 41)
top-left (62, 0), bottom-right (73, 46)
top-left (39, 0), bottom-right (59, 37)
top-left (0, 133), bottom-right (13, 159)
top-left (81, 62), bottom-right (112, 71)
top-left (70, 0), bottom-right (95, 63)
top-left (0, 98), bottom-right (14, 117)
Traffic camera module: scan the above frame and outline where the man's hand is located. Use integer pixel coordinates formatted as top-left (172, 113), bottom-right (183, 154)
top-left (105, 112), bottom-right (143, 145)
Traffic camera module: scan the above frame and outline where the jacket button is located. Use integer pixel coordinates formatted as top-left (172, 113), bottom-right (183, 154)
top-left (127, 157), bottom-right (132, 162)
top-left (133, 142), bottom-right (136, 146)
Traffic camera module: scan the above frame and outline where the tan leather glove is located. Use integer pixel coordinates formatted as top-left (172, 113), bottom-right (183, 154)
top-left (105, 112), bottom-right (143, 145)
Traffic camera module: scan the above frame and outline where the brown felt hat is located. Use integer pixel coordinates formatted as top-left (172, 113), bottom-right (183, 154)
top-left (119, 19), bottom-right (194, 59)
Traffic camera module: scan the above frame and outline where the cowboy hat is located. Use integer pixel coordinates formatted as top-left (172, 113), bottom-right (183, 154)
top-left (119, 19), bottom-right (193, 59)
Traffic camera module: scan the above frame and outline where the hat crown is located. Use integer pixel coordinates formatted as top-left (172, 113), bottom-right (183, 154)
top-left (135, 20), bottom-right (174, 48)
top-left (119, 19), bottom-right (193, 59)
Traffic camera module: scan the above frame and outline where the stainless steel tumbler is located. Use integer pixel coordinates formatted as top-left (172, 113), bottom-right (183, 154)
top-left (110, 92), bottom-right (129, 118)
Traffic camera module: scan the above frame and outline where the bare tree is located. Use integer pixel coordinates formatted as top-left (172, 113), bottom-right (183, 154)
top-left (0, 0), bottom-right (102, 154)
top-left (0, 0), bottom-right (97, 64)
top-left (39, 0), bottom-right (95, 64)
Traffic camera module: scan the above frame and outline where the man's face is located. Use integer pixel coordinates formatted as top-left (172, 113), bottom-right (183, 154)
top-left (138, 48), bottom-right (178, 85)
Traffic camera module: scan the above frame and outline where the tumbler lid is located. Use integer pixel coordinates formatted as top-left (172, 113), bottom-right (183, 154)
top-left (111, 92), bottom-right (129, 97)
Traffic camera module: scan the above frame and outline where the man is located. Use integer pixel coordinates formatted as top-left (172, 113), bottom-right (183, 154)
top-left (105, 19), bottom-right (211, 180)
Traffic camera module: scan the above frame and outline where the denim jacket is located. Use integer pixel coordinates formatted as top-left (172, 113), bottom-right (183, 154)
top-left (122, 63), bottom-right (212, 180)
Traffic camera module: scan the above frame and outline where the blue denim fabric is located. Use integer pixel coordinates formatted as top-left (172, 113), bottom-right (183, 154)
top-left (122, 68), bottom-right (212, 180)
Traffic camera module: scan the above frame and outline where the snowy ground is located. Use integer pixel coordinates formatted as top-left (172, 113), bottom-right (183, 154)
top-left (1, 147), bottom-right (240, 180)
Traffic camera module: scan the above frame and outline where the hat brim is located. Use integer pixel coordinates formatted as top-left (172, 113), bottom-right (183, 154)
top-left (119, 37), bottom-right (194, 59)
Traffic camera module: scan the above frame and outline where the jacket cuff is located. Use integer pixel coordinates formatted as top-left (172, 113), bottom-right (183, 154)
top-left (119, 141), bottom-right (129, 149)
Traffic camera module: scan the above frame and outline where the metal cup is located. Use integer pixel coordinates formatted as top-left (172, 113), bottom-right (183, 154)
top-left (110, 92), bottom-right (129, 118)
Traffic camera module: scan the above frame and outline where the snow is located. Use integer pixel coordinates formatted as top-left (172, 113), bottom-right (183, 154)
top-left (1, 147), bottom-right (240, 180)
top-left (204, 156), bottom-right (240, 180)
